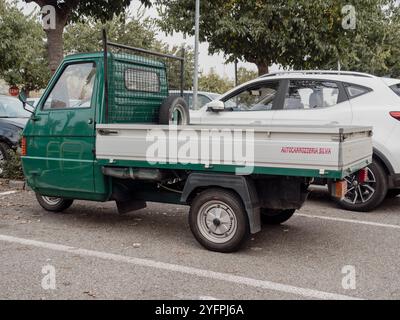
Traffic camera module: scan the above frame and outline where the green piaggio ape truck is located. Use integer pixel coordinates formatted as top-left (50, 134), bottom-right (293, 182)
top-left (18, 31), bottom-right (373, 252)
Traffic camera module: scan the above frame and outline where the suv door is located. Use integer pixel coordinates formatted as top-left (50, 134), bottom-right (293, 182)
top-left (197, 80), bottom-right (281, 125)
top-left (272, 79), bottom-right (352, 125)
top-left (23, 62), bottom-right (98, 196)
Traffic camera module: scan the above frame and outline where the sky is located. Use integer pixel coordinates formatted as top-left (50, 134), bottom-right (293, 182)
top-left (17, 0), bottom-right (280, 80)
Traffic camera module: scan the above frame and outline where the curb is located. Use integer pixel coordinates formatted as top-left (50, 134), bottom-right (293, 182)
top-left (0, 179), bottom-right (30, 191)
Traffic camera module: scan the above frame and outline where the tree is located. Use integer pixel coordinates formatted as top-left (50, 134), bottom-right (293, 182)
top-left (199, 68), bottom-right (233, 94)
top-left (237, 67), bottom-right (258, 85)
top-left (0, 0), bottom-right (50, 94)
top-left (24, 0), bottom-right (152, 73)
top-left (64, 12), bottom-right (194, 90)
top-left (156, 0), bottom-right (400, 76)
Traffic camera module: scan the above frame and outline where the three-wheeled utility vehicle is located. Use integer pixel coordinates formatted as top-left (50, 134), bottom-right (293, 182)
top-left (18, 32), bottom-right (373, 252)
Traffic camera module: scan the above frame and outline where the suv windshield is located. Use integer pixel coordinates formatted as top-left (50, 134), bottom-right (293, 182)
top-left (0, 96), bottom-right (31, 118)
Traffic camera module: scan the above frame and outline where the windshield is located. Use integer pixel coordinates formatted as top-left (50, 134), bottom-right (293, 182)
top-left (0, 96), bottom-right (31, 118)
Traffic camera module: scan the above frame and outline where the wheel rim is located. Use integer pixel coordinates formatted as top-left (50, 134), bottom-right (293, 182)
top-left (170, 104), bottom-right (187, 125)
top-left (197, 200), bottom-right (238, 244)
top-left (41, 196), bottom-right (63, 206)
top-left (343, 168), bottom-right (376, 205)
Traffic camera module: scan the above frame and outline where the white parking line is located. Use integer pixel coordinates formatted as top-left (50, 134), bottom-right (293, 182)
top-left (0, 191), bottom-right (18, 197)
top-left (0, 234), bottom-right (361, 300)
top-left (296, 213), bottom-right (400, 230)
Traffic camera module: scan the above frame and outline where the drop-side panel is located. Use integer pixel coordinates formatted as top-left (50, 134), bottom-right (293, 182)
top-left (95, 124), bottom-right (373, 179)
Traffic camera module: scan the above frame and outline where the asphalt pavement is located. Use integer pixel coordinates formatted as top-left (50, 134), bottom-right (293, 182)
top-left (0, 185), bottom-right (399, 300)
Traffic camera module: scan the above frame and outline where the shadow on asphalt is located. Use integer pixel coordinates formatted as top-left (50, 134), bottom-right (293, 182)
top-left (307, 189), bottom-right (400, 211)
top-left (27, 189), bottom-right (399, 255)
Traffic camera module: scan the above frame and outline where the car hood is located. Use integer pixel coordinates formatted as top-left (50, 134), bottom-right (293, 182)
top-left (0, 117), bottom-right (29, 129)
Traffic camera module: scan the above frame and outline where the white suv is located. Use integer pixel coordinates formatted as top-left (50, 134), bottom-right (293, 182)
top-left (191, 71), bottom-right (400, 212)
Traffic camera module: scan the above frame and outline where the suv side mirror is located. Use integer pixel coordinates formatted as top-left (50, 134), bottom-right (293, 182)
top-left (207, 100), bottom-right (225, 112)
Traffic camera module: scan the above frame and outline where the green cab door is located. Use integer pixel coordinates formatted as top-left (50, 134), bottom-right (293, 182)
top-left (23, 61), bottom-right (99, 199)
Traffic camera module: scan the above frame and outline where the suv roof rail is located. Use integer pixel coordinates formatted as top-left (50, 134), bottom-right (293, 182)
top-left (259, 70), bottom-right (376, 79)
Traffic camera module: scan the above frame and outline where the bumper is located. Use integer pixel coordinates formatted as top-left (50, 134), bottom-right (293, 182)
top-left (389, 174), bottom-right (400, 188)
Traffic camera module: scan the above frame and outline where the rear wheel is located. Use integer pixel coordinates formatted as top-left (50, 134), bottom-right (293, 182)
top-left (332, 162), bottom-right (387, 212)
top-left (189, 189), bottom-right (250, 253)
top-left (260, 209), bottom-right (296, 225)
top-left (35, 193), bottom-right (74, 213)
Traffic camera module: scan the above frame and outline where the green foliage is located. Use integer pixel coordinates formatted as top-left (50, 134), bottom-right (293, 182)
top-left (0, 0), bottom-right (50, 93)
top-left (199, 68), bottom-right (233, 94)
top-left (156, 0), bottom-right (400, 77)
top-left (0, 149), bottom-right (24, 180)
top-left (64, 12), bottom-right (194, 90)
top-left (237, 67), bottom-right (258, 85)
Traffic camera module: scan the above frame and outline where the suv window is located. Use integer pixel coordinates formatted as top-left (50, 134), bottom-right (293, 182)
top-left (44, 63), bottom-right (96, 110)
top-left (284, 80), bottom-right (339, 110)
top-left (389, 83), bottom-right (400, 97)
top-left (224, 81), bottom-right (279, 111)
top-left (344, 83), bottom-right (371, 99)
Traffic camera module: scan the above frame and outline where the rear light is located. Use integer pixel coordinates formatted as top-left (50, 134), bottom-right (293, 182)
top-left (21, 137), bottom-right (27, 156)
top-left (390, 111), bottom-right (400, 121)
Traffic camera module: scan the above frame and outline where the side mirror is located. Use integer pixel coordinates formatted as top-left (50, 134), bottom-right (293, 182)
top-left (18, 91), bottom-right (34, 113)
top-left (18, 91), bottom-right (27, 106)
top-left (207, 100), bottom-right (225, 112)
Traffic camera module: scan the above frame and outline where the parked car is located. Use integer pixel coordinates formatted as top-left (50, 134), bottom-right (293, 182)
top-left (0, 95), bottom-right (31, 172)
top-left (170, 90), bottom-right (220, 110)
top-left (191, 70), bottom-right (400, 212)
top-left (26, 97), bottom-right (40, 108)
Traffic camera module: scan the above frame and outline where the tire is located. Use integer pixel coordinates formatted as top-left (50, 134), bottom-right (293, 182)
top-left (159, 96), bottom-right (190, 125)
top-left (189, 188), bottom-right (250, 253)
top-left (332, 162), bottom-right (388, 212)
top-left (260, 209), bottom-right (296, 225)
top-left (0, 142), bottom-right (11, 176)
top-left (386, 189), bottom-right (400, 199)
top-left (35, 193), bottom-right (74, 213)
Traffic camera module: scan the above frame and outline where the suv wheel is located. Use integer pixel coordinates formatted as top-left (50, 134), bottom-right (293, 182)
top-left (332, 162), bottom-right (388, 212)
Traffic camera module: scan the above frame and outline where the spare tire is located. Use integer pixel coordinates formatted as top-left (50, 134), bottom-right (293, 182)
top-left (159, 96), bottom-right (190, 125)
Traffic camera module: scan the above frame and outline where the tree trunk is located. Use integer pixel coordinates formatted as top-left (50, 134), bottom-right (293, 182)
top-left (256, 62), bottom-right (269, 76)
top-left (44, 11), bottom-right (68, 74)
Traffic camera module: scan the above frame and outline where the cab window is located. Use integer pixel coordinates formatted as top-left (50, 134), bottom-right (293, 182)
top-left (284, 80), bottom-right (339, 110)
top-left (223, 82), bottom-right (279, 111)
top-left (43, 63), bottom-right (97, 110)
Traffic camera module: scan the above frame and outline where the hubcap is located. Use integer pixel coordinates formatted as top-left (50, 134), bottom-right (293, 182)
top-left (343, 167), bottom-right (376, 205)
top-left (197, 200), bottom-right (237, 244)
top-left (42, 196), bottom-right (63, 206)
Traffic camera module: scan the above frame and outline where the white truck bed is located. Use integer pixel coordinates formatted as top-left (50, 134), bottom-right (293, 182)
top-left (96, 124), bottom-right (373, 179)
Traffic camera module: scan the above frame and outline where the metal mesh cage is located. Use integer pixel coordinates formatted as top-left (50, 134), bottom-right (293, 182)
top-left (102, 30), bottom-right (184, 124)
